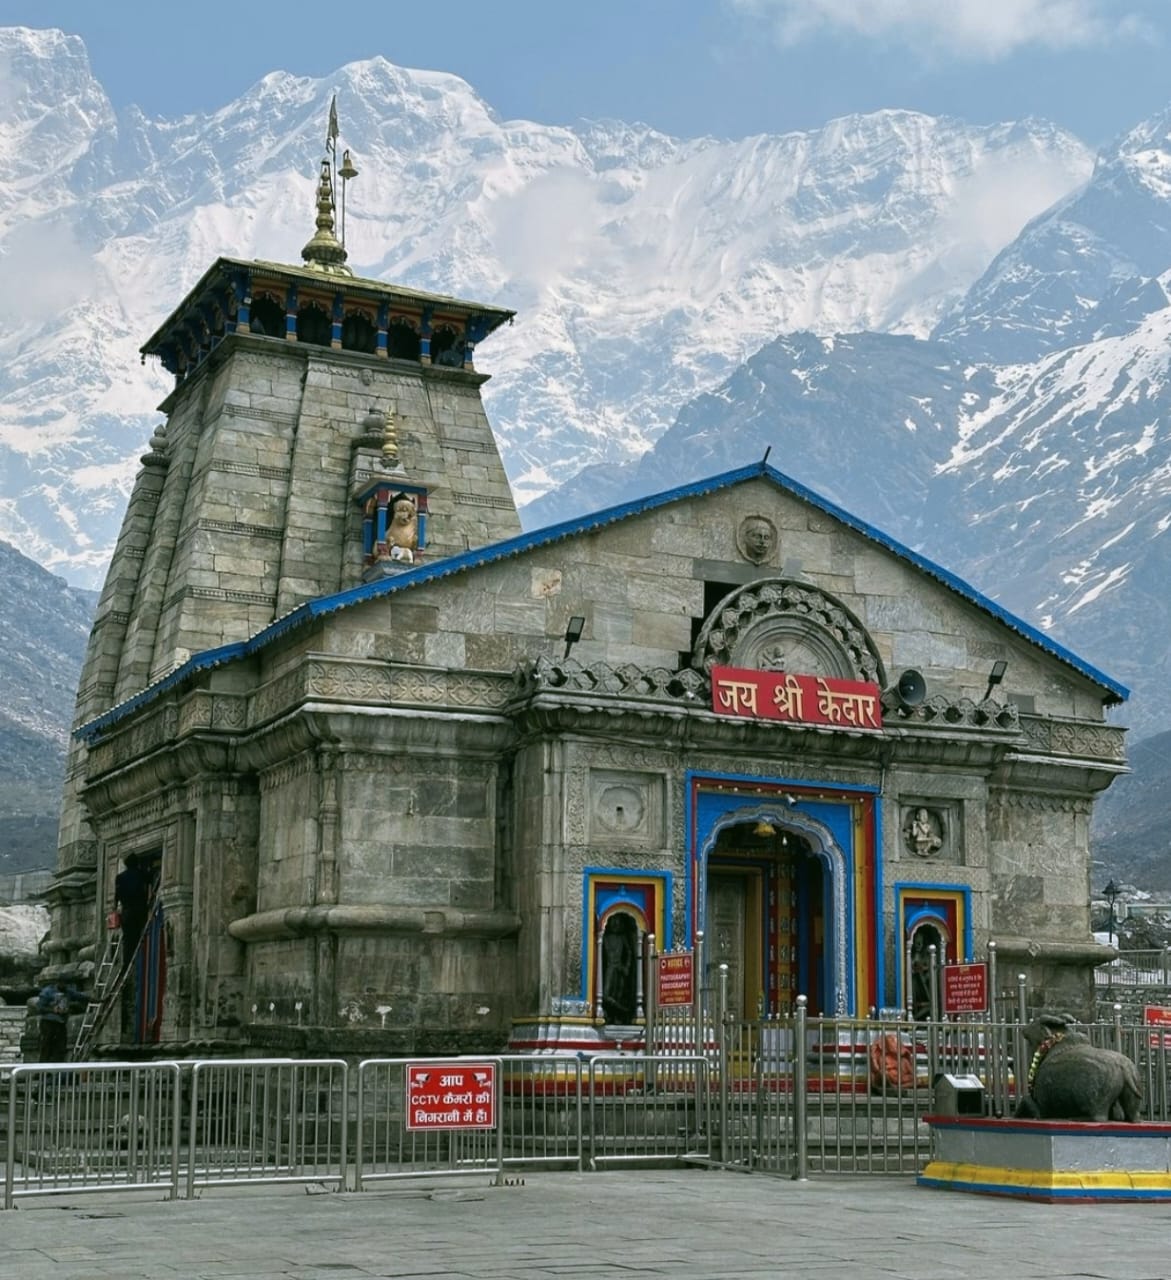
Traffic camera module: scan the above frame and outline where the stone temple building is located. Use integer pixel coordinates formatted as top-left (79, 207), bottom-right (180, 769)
top-left (44, 121), bottom-right (1128, 1059)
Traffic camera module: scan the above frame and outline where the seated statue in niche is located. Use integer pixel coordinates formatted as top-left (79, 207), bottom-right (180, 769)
top-left (905, 807), bottom-right (943, 858)
top-left (386, 493), bottom-right (418, 563)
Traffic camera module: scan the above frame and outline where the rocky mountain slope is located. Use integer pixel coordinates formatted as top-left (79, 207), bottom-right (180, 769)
top-left (0, 539), bottom-right (95, 872)
top-left (1092, 729), bottom-right (1171, 892)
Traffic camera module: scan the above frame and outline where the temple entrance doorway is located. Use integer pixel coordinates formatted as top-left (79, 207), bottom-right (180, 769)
top-left (706, 821), bottom-right (828, 1017)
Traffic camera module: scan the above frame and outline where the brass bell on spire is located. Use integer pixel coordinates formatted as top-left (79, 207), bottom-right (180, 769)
top-left (339, 148), bottom-right (358, 181)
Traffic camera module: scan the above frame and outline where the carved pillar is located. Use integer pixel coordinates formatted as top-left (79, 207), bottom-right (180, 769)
top-left (313, 749), bottom-right (340, 1028)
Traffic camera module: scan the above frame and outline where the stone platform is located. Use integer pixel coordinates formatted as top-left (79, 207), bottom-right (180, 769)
top-left (920, 1115), bottom-right (1171, 1202)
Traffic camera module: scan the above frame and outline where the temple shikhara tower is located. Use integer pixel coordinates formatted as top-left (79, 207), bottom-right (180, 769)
top-left (45, 104), bottom-right (1128, 1060)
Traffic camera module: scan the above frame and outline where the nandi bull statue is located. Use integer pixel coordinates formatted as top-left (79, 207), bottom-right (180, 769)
top-left (1014, 1013), bottom-right (1142, 1122)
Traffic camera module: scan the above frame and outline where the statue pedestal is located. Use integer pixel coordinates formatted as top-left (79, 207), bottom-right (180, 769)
top-left (920, 1115), bottom-right (1171, 1201)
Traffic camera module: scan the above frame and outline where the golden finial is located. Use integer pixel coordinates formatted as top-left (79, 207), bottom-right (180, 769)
top-left (301, 96), bottom-right (352, 275)
top-left (301, 159), bottom-right (350, 274)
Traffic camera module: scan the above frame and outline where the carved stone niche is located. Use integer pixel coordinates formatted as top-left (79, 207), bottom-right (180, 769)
top-left (588, 771), bottom-right (665, 847)
top-left (900, 803), bottom-right (957, 862)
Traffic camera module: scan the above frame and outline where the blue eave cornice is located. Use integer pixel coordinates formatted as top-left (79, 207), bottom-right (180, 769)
top-left (76, 460), bottom-right (1127, 743)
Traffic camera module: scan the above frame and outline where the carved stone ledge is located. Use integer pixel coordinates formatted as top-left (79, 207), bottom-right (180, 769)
top-left (228, 903), bottom-right (521, 943)
top-left (993, 936), bottom-right (1113, 966)
top-left (1019, 714), bottom-right (1126, 764)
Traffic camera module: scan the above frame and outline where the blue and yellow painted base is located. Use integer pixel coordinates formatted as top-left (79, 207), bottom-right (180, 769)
top-left (921, 1116), bottom-right (1171, 1202)
top-left (919, 1160), bottom-right (1171, 1202)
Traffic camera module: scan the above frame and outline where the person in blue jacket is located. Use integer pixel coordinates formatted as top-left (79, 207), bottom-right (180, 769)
top-left (36, 979), bottom-right (86, 1062)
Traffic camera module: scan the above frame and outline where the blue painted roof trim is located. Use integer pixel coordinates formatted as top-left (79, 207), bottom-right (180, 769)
top-left (76, 460), bottom-right (1127, 741)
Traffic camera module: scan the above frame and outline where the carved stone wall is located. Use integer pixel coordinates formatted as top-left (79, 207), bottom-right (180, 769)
top-left (987, 788), bottom-right (1093, 942)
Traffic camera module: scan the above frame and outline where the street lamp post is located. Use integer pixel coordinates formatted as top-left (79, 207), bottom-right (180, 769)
top-left (1103, 879), bottom-right (1120, 946)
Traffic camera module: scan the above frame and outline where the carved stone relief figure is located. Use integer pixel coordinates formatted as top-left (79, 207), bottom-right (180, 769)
top-left (737, 515), bottom-right (778, 566)
top-left (904, 806), bottom-right (944, 858)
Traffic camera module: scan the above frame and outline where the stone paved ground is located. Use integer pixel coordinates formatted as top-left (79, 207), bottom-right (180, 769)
top-left (1, 1171), bottom-right (1168, 1280)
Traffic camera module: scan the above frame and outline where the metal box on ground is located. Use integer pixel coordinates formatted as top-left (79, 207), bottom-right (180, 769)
top-left (933, 1072), bottom-right (985, 1117)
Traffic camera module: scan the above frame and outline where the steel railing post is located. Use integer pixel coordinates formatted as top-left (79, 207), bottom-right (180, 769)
top-left (717, 963), bottom-right (729, 1165)
top-left (928, 943), bottom-right (940, 1023)
top-left (793, 996), bottom-right (808, 1181)
top-left (1016, 973), bottom-right (1028, 1025)
top-left (904, 938), bottom-right (914, 1020)
top-left (354, 1062), bottom-right (366, 1193)
top-left (186, 1063), bottom-right (201, 1201)
top-left (575, 1055), bottom-right (585, 1173)
top-left (694, 930), bottom-right (705, 1057)
top-left (645, 933), bottom-right (656, 1059)
top-left (493, 1056), bottom-right (504, 1187)
top-left (4, 1067), bottom-right (16, 1211)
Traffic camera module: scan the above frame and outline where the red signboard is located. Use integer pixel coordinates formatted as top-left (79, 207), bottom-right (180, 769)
top-left (657, 952), bottom-right (694, 1007)
top-left (942, 962), bottom-right (988, 1015)
top-left (405, 1062), bottom-right (497, 1131)
top-left (1145, 1006), bottom-right (1171, 1049)
top-left (711, 665), bottom-right (882, 730)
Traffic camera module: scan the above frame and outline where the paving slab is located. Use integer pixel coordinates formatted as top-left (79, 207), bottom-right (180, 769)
top-left (0, 1172), bottom-right (1167, 1280)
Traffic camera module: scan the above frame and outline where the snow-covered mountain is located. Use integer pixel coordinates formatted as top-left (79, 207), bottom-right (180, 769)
top-left (0, 25), bottom-right (1092, 585)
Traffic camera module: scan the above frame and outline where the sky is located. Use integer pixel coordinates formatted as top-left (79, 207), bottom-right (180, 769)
top-left (5, 0), bottom-right (1171, 149)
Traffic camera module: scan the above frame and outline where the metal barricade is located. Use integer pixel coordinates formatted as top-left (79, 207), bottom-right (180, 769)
top-left (801, 1014), bottom-right (931, 1174)
top-left (186, 1058), bottom-right (348, 1196)
top-left (354, 1057), bottom-right (504, 1189)
top-left (585, 1054), bottom-right (709, 1170)
top-left (1095, 950), bottom-right (1171, 988)
top-left (4, 1062), bottom-right (181, 1209)
top-left (710, 1012), bottom-right (798, 1175)
top-left (498, 1054), bottom-right (585, 1171)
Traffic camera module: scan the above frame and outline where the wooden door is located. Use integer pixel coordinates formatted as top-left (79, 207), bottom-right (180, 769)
top-left (708, 872), bottom-right (748, 1018)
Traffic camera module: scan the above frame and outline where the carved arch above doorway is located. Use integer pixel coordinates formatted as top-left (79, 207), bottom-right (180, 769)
top-left (692, 579), bottom-right (884, 685)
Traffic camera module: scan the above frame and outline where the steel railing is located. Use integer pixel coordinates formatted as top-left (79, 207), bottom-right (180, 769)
top-left (5, 1016), bottom-right (1170, 1206)
top-left (1095, 950), bottom-right (1171, 987)
top-left (4, 1061), bottom-right (182, 1210)
top-left (186, 1058), bottom-right (348, 1196)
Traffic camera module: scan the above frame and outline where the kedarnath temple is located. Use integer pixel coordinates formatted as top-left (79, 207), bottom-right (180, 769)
top-left (43, 107), bottom-right (1128, 1059)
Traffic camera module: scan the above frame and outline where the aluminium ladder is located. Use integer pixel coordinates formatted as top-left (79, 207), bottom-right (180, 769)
top-left (72, 927), bottom-right (128, 1061)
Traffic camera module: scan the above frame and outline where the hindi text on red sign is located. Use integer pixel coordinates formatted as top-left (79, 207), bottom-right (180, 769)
top-left (405, 1061), bottom-right (497, 1131)
top-left (1144, 1005), bottom-right (1171, 1049)
top-left (942, 962), bottom-right (988, 1015)
top-left (710, 666), bottom-right (882, 730)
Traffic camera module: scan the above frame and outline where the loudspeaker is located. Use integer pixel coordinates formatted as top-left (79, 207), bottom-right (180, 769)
top-left (884, 668), bottom-right (927, 711)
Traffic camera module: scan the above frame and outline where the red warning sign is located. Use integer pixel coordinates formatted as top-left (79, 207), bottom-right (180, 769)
top-left (657, 953), bottom-right (694, 1007)
top-left (942, 962), bottom-right (988, 1015)
top-left (404, 1062), bottom-right (497, 1131)
top-left (1144, 1006), bottom-right (1171, 1050)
